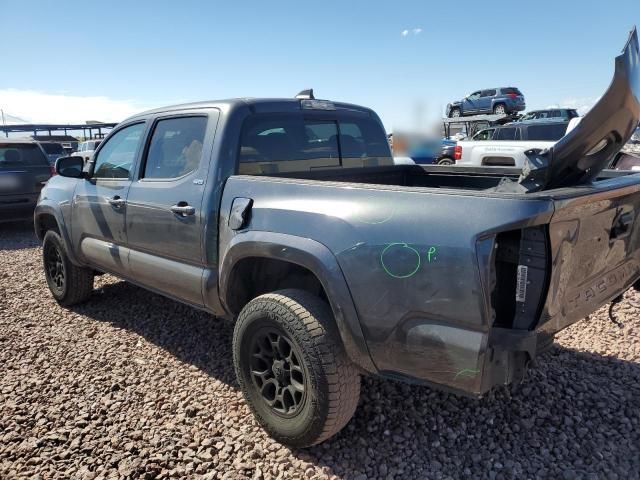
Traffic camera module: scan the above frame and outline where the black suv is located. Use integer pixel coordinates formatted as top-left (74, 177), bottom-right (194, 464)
top-left (492, 119), bottom-right (569, 141)
top-left (520, 108), bottom-right (579, 122)
top-left (0, 140), bottom-right (52, 222)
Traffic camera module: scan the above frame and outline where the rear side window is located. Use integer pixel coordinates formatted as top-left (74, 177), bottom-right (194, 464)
top-left (143, 116), bottom-right (208, 179)
top-left (40, 143), bottom-right (64, 154)
top-left (481, 89), bottom-right (496, 97)
top-left (526, 124), bottom-right (567, 141)
top-left (0, 144), bottom-right (48, 166)
top-left (238, 114), bottom-right (391, 174)
top-left (93, 123), bottom-right (145, 179)
top-left (494, 127), bottom-right (520, 140)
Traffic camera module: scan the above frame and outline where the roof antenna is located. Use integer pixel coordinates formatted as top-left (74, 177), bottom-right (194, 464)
top-left (295, 89), bottom-right (315, 100)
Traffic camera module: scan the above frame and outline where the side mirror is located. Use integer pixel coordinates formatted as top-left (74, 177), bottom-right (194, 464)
top-left (55, 156), bottom-right (85, 178)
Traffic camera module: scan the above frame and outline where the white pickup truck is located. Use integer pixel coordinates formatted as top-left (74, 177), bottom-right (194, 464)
top-left (455, 120), bottom-right (573, 167)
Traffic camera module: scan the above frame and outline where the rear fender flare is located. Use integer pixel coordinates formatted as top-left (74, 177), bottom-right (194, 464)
top-left (219, 231), bottom-right (377, 373)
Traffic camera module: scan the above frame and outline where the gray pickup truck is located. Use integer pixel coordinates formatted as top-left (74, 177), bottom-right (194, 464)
top-left (35, 29), bottom-right (640, 447)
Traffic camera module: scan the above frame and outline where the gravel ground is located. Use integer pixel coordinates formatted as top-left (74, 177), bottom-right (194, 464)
top-left (1, 221), bottom-right (639, 480)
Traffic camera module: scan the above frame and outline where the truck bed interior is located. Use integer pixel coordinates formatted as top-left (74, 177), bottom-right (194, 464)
top-left (265, 164), bottom-right (634, 192)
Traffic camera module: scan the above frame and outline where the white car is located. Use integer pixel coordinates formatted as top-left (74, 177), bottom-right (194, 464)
top-left (454, 120), bottom-right (571, 168)
top-left (72, 139), bottom-right (102, 166)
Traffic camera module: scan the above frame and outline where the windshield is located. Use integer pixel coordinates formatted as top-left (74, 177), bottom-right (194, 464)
top-left (501, 87), bottom-right (522, 95)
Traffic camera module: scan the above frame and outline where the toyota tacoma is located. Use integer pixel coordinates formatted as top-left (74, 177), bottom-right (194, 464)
top-left (35, 29), bottom-right (640, 447)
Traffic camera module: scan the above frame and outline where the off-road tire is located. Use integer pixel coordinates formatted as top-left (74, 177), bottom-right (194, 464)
top-left (42, 230), bottom-right (94, 306)
top-left (233, 289), bottom-right (360, 447)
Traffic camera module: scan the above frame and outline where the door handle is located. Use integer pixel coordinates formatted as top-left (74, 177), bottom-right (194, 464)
top-left (170, 203), bottom-right (196, 217)
top-left (106, 196), bottom-right (126, 208)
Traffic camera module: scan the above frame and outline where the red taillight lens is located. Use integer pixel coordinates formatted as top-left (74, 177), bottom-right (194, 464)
top-left (49, 165), bottom-right (56, 177)
top-left (507, 93), bottom-right (518, 99)
top-left (454, 145), bottom-right (462, 160)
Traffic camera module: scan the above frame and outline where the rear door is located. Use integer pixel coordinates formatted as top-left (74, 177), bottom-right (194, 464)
top-left (124, 110), bottom-right (219, 306)
top-left (479, 89), bottom-right (495, 113)
top-left (0, 143), bottom-right (51, 220)
top-left (541, 179), bottom-right (640, 333)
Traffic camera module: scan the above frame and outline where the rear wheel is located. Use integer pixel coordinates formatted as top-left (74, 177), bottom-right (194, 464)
top-left (233, 289), bottom-right (360, 447)
top-left (438, 158), bottom-right (454, 165)
top-left (450, 108), bottom-right (461, 118)
top-left (42, 230), bottom-right (94, 306)
top-left (493, 103), bottom-right (506, 115)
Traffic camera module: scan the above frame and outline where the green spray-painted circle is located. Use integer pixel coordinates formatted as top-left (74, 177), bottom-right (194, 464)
top-left (380, 243), bottom-right (421, 278)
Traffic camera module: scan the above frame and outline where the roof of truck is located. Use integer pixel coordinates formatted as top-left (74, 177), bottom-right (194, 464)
top-left (124, 98), bottom-right (375, 122)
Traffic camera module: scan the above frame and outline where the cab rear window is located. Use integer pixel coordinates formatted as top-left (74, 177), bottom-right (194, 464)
top-left (0, 144), bottom-right (48, 167)
top-left (238, 114), bottom-right (392, 174)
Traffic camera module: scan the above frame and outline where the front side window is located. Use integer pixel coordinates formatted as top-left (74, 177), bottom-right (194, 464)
top-left (93, 123), bottom-right (145, 179)
top-left (481, 89), bottom-right (496, 97)
top-left (143, 117), bottom-right (207, 179)
top-left (473, 129), bottom-right (494, 140)
top-left (467, 91), bottom-right (481, 100)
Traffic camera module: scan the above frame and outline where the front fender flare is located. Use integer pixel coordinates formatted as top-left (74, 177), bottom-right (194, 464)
top-left (219, 231), bottom-right (377, 374)
top-left (34, 204), bottom-right (82, 266)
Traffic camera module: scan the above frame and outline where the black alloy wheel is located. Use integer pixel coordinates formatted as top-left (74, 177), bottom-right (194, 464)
top-left (249, 327), bottom-right (307, 417)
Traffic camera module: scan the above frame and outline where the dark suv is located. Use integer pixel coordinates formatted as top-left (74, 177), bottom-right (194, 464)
top-left (492, 119), bottom-right (568, 141)
top-left (519, 108), bottom-right (579, 122)
top-left (0, 140), bottom-right (52, 222)
top-left (447, 87), bottom-right (526, 117)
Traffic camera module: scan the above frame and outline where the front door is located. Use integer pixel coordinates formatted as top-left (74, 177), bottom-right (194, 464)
top-left (463, 91), bottom-right (481, 114)
top-left (125, 111), bottom-right (218, 306)
top-left (71, 122), bottom-right (146, 275)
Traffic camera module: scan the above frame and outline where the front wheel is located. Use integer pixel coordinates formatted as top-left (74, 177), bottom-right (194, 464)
top-left (42, 230), bottom-right (94, 306)
top-left (449, 108), bottom-right (461, 118)
top-left (233, 289), bottom-right (360, 447)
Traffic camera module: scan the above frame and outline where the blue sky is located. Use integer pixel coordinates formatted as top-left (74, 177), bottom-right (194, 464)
top-left (1, 0), bottom-right (638, 130)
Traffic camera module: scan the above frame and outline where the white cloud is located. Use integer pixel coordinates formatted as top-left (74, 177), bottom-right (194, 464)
top-left (401, 27), bottom-right (422, 37)
top-left (0, 89), bottom-right (150, 124)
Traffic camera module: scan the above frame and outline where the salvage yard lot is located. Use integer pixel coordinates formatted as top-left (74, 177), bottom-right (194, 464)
top-left (1, 222), bottom-right (639, 480)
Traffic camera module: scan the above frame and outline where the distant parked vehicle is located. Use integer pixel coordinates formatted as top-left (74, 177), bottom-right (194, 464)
top-left (38, 142), bottom-right (66, 165)
top-left (434, 139), bottom-right (458, 165)
top-left (520, 108), bottom-right (579, 122)
top-left (455, 120), bottom-right (570, 167)
top-left (72, 139), bottom-right (102, 165)
top-left (446, 87), bottom-right (525, 118)
top-left (0, 140), bottom-right (52, 222)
